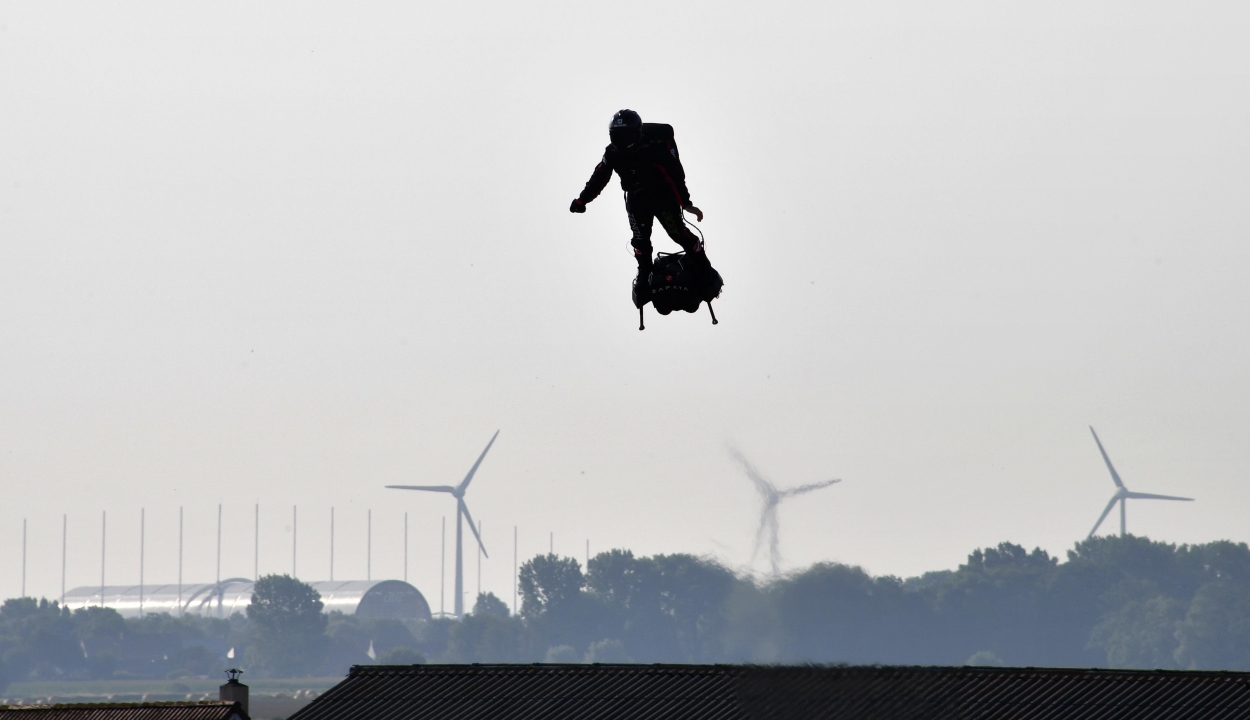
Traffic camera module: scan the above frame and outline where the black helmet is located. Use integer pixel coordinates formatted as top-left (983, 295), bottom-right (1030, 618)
top-left (609, 109), bottom-right (642, 148)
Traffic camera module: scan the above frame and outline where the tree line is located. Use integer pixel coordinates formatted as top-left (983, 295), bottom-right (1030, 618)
top-left (2, 534), bottom-right (1249, 688)
top-left (446, 534), bottom-right (1250, 670)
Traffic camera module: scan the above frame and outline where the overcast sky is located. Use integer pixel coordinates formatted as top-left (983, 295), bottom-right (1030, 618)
top-left (1, 2), bottom-right (1248, 610)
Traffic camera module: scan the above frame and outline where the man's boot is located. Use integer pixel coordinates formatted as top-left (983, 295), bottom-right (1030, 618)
top-left (632, 252), bottom-right (653, 308)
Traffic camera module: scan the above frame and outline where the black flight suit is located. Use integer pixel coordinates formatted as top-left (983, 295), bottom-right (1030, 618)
top-left (575, 126), bottom-right (704, 269)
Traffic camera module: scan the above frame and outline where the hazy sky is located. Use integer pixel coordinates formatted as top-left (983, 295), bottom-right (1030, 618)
top-left (2, 2), bottom-right (1248, 611)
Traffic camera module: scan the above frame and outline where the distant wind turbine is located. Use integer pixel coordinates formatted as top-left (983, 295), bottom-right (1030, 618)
top-left (729, 445), bottom-right (840, 576)
top-left (1087, 426), bottom-right (1192, 539)
top-left (387, 430), bottom-right (497, 618)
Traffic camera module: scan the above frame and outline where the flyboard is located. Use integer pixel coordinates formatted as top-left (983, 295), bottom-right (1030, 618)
top-left (631, 215), bottom-right (724, 331)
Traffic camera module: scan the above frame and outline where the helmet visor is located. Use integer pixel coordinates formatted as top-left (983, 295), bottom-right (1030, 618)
top-left (610, 127), bottom-right (639, 148)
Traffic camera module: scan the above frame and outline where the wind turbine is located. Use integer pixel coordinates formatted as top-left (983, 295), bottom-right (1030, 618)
top-left (729, 445), bottom-right (840, 576)
top-left (387, 430), bottom-right (497, 618)
top-left (1087, 426), bottom-right (1193, 539)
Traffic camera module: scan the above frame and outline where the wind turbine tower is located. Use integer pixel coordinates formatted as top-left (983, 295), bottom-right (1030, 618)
top-left (729, 445), bottom-right (840, 576)
top-left (1087, 426), bottom-right (1193, 539)
top-left (388, 431), bottom-right (497, 618)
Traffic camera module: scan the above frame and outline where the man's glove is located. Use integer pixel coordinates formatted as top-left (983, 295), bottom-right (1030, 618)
top-left (569, 199), bottom-right (586, 213)
top-left (684, 204), bottom-right (704, 222)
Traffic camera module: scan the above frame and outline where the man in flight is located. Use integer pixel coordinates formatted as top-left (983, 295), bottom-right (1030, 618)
top-left (570, 109), bottom-right (711, 301)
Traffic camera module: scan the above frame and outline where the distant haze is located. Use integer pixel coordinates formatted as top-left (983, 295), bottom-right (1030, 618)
top-left (1, 2), bottom-right (1247, 607)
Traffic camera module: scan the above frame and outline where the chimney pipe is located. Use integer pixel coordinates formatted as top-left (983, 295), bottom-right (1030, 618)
top-left (220, 669), bottom-right (248, 716)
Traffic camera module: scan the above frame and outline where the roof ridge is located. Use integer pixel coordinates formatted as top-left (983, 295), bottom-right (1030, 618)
top-left (0, 702), bottom-right (238, 710)
top-left (348, 663), bottom-right (1250, 676)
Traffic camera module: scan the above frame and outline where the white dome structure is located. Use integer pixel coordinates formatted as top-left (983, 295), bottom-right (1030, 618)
top-left (62, 579), bottom-right (432, 620)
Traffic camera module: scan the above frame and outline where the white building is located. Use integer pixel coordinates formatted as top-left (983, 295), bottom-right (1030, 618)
top-left (62, 579), bottom-right (432, 620)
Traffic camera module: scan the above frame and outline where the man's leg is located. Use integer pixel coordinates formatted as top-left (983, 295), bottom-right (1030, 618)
top-left (626, 196), bottom-right (656, 307)
top-left (627, 200), bottom-right (655, 267)
top-left (655, 205), bottom-right (710, 270)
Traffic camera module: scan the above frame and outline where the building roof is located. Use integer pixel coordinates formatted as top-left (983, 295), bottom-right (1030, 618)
top-left (62, 579), bottom-right (430, 620)
top-left (0, 702), bottom-right (246, 720)
top-left (287, 663), bottom-right (1250, 720)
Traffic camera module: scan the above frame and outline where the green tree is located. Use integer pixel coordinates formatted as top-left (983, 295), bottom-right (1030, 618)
top-left (322, 612), bottom-right (420, 673)
top-left (472, 592), bottom-right (510, 618)
top-left (773, 562), bottom-right (930, 665)
top-left (716, 580), bottom-right (780, 663)
top-left (246, 574), bottom-right (327, 677)
top-left (70, 606), bottom-right (129, 679)
top-left (586, 550), bottom-right (668, 658)
top-left (1174, 580), bottom-right (1250, 670)
top-left (0, 599), bottom-right (83, 689)
top-left (652, 554), bottom-right (743, 661)
top-left (1088, 595), bottom-right (1186, 668)
top-left (520, 555), bottom-right (585, 618)
top-left (587, 550), bottom-right (653, 611)
top-left (404, 617), bottom-right (456, 662)
top-left (447, 611), bottom-right (528, 662)
top-left (442, 590), bottom-right (526, 662)
top-left (376, 646), bottom-right (425, 664)
top-left (520, 554), bottom-right (603, 654)
top-left (934, 543), bottom-right (1060, 665)
top-left (584, 550), bottom-right (746, 662)
top-left (72, 605), bottom-right (127, 644)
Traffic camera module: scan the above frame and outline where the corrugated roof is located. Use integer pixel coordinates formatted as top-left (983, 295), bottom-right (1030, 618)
top-left (0, 702), bottom-right (245, 720)
top-left (287, 664), bottom-right (1250, 720)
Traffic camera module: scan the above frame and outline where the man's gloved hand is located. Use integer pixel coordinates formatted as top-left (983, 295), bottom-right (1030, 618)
top-left (569, 199), bottom-right (586, 213)
top-left (684, 204), bottom-right (704, 222)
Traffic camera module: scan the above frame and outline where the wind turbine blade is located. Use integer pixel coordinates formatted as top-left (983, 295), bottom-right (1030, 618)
top-left (750, 512), bottom-right (769, 565)
top-left (780, 479), bottom-right (841, 498)
top-left (1088, 496), bottom-right (1118, 539)
top-left (458, 430), bottom-right (500, 493)
top-left (1089, 427), bottom-right (1125, 489)
top-left (768, 508), bottom-right (781, 576)
top-left (386, 485), bottom-right (456, 493)
top-left (1125, 492), bottom-right (1194, 502)
top-left (728, 445), bottom-right (777, 497)
top-left (459, 501), bottom-right (488, 558)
